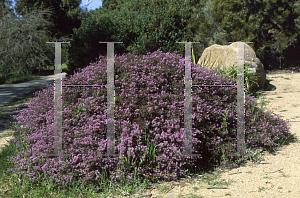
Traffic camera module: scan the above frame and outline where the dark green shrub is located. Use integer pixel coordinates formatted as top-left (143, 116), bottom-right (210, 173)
top-left (65, 0), bottom-right (194, 77)
top-left (65, 8), bottom-right (120, 77)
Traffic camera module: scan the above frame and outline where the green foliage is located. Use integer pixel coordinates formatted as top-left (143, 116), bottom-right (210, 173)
top-left (13, 0), bottom-right (89, 41)
top-left (65, 8), bottom-right (120, 76)
top-left (0, 5), bottom-right (62, 78)
top-left (0, 0), bottom-right (15, 18)
top-left (65, 0), bottom-right (195, 76)
top-left (226, 63), bottom-right (261, 95)
top-left (242, 0), bottom-right (299, 68)
top-left (294, 0), bottom-right (300, 32)
top-left (184, 0), bottom-right (300, 70)
top-left (183, 0), bottom-right (231, 64)
top-left (0, 0), bottom-right (93, 76)
top-left (275, 0), bottom-right (300, 67)
top-left (102, 0), bottom-right (124, 10)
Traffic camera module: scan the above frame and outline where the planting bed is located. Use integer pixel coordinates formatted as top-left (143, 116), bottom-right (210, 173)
top-left (2, 50), bottom-right (300, 197)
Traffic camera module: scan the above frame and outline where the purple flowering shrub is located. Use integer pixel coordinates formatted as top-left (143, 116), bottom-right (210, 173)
top-left (7, 49), bottom-right (293, 192)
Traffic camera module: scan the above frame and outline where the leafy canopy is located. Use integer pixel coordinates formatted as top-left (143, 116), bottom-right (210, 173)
top-left (65, 0), bottom-right (196, 76)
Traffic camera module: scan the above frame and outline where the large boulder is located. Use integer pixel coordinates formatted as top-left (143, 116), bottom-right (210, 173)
top-left (197, 42), bottom-right (266, 91)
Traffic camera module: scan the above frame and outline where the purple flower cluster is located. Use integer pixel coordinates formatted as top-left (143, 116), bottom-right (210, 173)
top-left (7, 49), bottom-right (292, 191)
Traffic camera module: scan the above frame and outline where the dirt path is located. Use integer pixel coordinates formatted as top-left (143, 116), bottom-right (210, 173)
top-left (0, 72), bottom-right (67, 107)
top-left (1, 72), bottom-right (300, 198)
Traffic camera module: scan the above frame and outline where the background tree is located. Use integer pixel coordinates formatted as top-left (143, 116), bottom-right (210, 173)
top-left (0, 0), bottom-right (17, 48)
top-left (100, 0), bottom-right (200, 56)
top-left (101, 0), bottom-right (122, 10)
top-left (0, 0), bottom-right (15, 18)
top-left (184, 0), bottom-right (231, 65)
top-left (184, 0), bottom-right (300, 70)
top-left (273, 0), bottom-right (300, 68)
top-left (66, 0), bottom-right (195, 76)
top-left (0, 0), bottom-right (95, 76)
top-left (101, 0), bottom-right (231, 65)
top-left (11, 0), bottom-right (94, 68)
top-left (242, 0), bottom-right (299, 69)
top-left (0, 4), bottom-right (75, 79)
top-left (13, 0), bottom-right (85, 38)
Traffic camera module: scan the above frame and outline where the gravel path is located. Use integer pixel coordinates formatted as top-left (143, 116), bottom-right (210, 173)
top-left (0, 72), bottom-right (67, 107)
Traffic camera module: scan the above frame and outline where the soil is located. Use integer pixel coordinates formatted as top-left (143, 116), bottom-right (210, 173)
top-left (1, 69), bottom-right (300, 198)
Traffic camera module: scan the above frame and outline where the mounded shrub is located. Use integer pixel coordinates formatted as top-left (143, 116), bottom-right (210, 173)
top-left (7, 49), bottom-right (295, 193)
